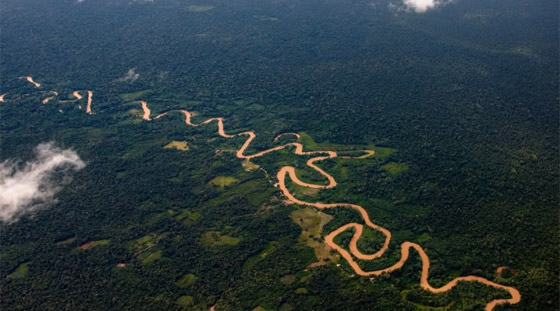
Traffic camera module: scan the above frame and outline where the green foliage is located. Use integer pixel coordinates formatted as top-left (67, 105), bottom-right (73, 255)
top-left (207, 176), bottom-right (238, 187)
top-left (372, 146), bottom-right (396, 160)
top-left (201, 231), bottom-right (241, 247)
top-left (127, 233), bottom-right (166, 253)
top-left (380, 162), bottom-right (409, 176)
top-left (56, 236), bottom-right (76, 246)
top-left (175, 295), bottom-right (194, 307)
top-left (176, 273), bottom-right (197, 288)
top-left (280, 275), bottom-right (296, 285)
top-left (164, 140), bottom-right (189, 151)
top-left (79, 239), bottom-right (110, 250)
top-left (140, 249), bottom-right (162, 265)
top-left (186, 5), bottom-right (214, 12)
top-left (120, 90), bottom-right (151, 101)
top-left (9, 263), bottom-right (29, 279)
top-left (0, 0), bottom-right (557, 310)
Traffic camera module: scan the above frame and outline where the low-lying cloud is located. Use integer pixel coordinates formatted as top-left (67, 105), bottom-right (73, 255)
top-left (402, 0), bottom-right (452, 13)
top-left (118, 68), bottom-right (140, 83)
top-left (0, 143), bottom-right (85, 223)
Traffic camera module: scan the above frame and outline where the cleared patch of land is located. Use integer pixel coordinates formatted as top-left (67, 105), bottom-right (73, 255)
top-left (126, 233), bottom-right (166, 264)
top-left (176, 273), bottom-right (197, 288)
top-left (201, 231), bottom-right (241, 247)
top-left (139, 249), bottom-right (163, 264)
top-left (208, 175), bottom-right (238, 187)
top-left (9, 263), bottom-right (29, 279)
top-left (79, 239), bottom-right (109, 250)
top-left (253, 15), bottom-right (279, 22)
top-left (290, 207), bottom-right (338, 267)
top-left (186, 5), bottom-right (214, 12)
top-left (381, 162), bottom-right (409, 176)
top-left (176, 295), bottom-right (194, 307)
top-left (280, 274), bottom-right (296, 285)
top-left (164, 140), bottom-right (189, 151)
top-left (373, 146), bottom-right (396, 160)
top-left (128, 108), bottom-right (141, 117)
top-left (120, 90), bottom-right (151, 101)
top-left (56, 236), bottom-right (76, 246)
top-left (169, 209), bottom-right (201, 225)
top-left (243, 241), bottom-right (280, 271)
top-left (242, 159), bottom-right (260, 171)
top-left (128, 233), bottom-right (166, 254)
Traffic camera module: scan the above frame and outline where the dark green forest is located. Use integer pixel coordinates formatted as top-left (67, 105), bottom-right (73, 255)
top-left (0, 0), bottom-right (558, 310)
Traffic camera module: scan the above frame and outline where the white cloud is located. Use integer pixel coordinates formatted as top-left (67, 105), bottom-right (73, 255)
top-left (0, 143), bottom-right (85, 223)
top-left (118, 68), bottom-right (140, 83)
top-left (401, 0), bottom-right (453, 13)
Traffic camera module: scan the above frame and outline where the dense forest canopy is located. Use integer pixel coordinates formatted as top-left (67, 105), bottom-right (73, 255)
top-left (0, 0), bottom-right (558, 310)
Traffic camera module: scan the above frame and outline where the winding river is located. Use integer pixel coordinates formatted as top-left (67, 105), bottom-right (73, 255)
top-left (25, 76), bottom-right (41, 88)
top-left (139, 101), bottom-right (151, 120)
top-left (149, 106), bottom-right (520, 311)
top-left (86, 91), bottom-right (93, 114)
top-left (72, 91), bottom-right (83, 100)
top-left (0, 78), bottom-right (523, 309)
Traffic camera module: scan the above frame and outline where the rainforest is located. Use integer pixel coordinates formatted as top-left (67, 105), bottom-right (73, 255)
top-left (0, 0), bottom-right (558, 310)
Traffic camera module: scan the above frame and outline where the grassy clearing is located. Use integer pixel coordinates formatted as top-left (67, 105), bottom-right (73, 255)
top-left (175, 295), bottom-right (194, 307)
top-left (56, 236), bottom-right (76, 246)
top-left (372, 146), bottom-right (396, 160)
top-left (242, 159), bottom-right (260, 171)
top-left (128, 108), bottom-right (142, 118)
top-left (208, 176), bottom-right (238, 187)
top-left (201, 231), bottom-right (241, 247)
top-left (280, 304), bottom-right (293, 311)
top-left (80, 239), bottom-right (109, 250)
top-left (253, 15), bottom-right (279, 22)
top-left (170, 209), bottom-right (201, 226)
top-left (381, 162), bottom-right (409, 176)
top-left (173, 209), bottom-right (201, 225)
top-left (186, 5), bottom-right (214, 12)
top-left (176, 273), bottom-right (197, 288)
top-left (248, 103), bottom-right (264, 111)
top-left (289, 181), bottom-right (321, 200)
top-left (9, 263), bottom-right (29, 279)
top-left (280, 275), bottom-right (296, 285)
top-left (243, 241), bottom-right (280, 271)
top-left (164, 140), bottom-right (189, 151)
top-left (140, 249), bottom-right (162, 264)
top-left (120, 90), bottom-right (151, 101)
top-left (127, 234), bottom-right (166, 264)
top-left (128, 233), bottom-right (166, 254)
top-left (417, 233), bottom-right (432, 244)
top-left (290, 207), bottom-right (338, 266)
